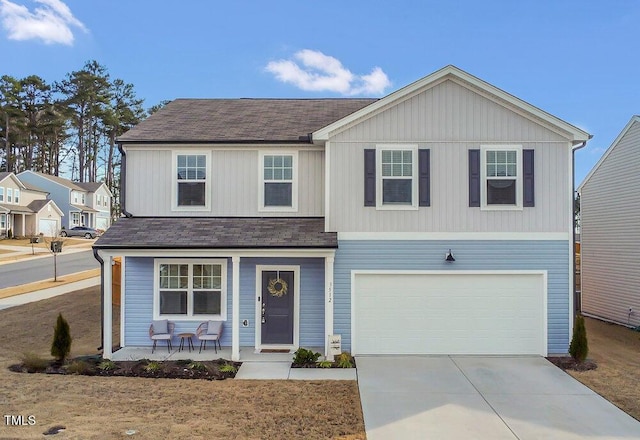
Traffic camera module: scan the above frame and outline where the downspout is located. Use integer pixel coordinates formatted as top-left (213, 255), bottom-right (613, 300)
top-left (93, 248), bottom-right (105, 351)
top-left (117, 143), bottom-right (133, 218)
top-left (572, 141), bottom-right (588, 314)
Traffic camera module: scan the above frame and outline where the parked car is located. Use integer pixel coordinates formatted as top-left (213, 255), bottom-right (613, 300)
top-left (60, 226), bottom-right (99, 239)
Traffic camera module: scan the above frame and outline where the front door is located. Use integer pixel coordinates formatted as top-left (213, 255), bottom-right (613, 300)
top-left (261, 270), bottom-right (294, 345)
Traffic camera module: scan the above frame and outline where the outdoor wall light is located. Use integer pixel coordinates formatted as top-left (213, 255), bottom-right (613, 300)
top-left (445, 249), bottom-right (455, 262)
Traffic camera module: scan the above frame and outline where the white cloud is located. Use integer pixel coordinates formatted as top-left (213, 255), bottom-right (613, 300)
top-left (0, 0), bottom-right (86, 45)
top-left (266, 49), bottom-right (391, 96)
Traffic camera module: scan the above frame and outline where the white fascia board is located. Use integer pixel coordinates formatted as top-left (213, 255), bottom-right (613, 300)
top-left (94, 248), bottom-right (337, 259)
top-left (578, 115), bottom-right (640, 192)
top-left (313, 65), bottom-right (592, 144)
top-left (338, 232), bottom-right (571, 241)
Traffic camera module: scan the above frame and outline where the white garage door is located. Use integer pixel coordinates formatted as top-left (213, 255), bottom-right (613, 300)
top-left (353, 272), bottom-right (546, 356)
top-left (96, 217), bottom-right (109, 230)
top-left (38, 219), bottom-right (58, 236)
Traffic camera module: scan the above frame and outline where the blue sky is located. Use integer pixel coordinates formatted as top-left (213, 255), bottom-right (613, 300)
top-left (1, 0), bottom-right (638, 184)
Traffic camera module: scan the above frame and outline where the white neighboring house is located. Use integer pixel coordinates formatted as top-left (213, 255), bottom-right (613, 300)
top-left (0, 172), bottom-right (64, 237)
top-left (17, 171), bottom-right (112, 231)
top-left (578, 115), bottom-right (640, 328)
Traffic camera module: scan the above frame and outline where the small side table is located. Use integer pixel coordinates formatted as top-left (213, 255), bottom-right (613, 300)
top-left (178, 332), bottom-right (195, 352)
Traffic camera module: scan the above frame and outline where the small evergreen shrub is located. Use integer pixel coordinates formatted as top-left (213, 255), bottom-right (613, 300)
top-left (317, 360), bottom-right (333, 368)
top-left (292, 348), bottom-right (321, 366)
top-left (98, 360), bottom-right (117, 371)
top-left (20, 352), bottom-right (49, 372)
top-left (144, 361), bottom-right (162, 373)
top-left (188, 361), bottom-right (207, 371)
top-left (336, 352), bottom-right (354, 368)
top-left (569, 314), bottom-right (589, 362)
top-left (219, 363), bottom-right (237, 373)
top-left (51, 314), bottom-right (72, 362)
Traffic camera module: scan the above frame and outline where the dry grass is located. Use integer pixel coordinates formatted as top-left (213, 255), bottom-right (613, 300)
top-left (0, 287), bottom-right (366, 439)
top-left (568, 317), bottom-right (640, 421)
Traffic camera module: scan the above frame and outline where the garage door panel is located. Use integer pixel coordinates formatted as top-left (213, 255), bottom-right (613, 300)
top-left (353, 273), bottom-right (545, 355)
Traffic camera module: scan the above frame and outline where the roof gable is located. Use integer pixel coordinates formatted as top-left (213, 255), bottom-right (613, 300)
top-left (313, 65), bottom-right (591, 145)
top-left (0, 172), bottom-right (27, 189)
top-left (578, 115), bottom-right (640, 191)
top-left (18, 171), bottom-right (87, 192)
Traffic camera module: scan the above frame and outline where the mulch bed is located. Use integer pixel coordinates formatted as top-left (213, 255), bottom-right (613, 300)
top-left (546, 356), bottom-right (598, 372)
top-left (9, 356), bottom-right (241, 380)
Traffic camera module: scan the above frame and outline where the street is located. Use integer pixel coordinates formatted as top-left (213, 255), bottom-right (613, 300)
top-left (0, 250), bottom-right (99, 289)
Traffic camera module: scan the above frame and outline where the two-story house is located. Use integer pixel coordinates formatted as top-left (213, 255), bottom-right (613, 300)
top-left (94, 65), bottom-right (590, 361)
top-left (0, 172), bottom-right (63, 237)
top-left (17, 171), bottom-right (112, 231)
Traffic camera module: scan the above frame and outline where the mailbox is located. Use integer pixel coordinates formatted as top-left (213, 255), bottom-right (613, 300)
top-left (30, 237), bottom-right (40, 244)
top-left (50, 241), bottom-right (63, 253)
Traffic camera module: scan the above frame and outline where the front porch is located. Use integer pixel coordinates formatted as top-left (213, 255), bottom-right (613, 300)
top-left (110, 346), bottom-right (321, 362)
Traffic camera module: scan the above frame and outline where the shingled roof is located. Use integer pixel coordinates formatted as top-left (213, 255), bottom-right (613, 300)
top-left (117, 98), bottom-right (377, 143)
top-left (93, 217), bottom-right (337, 249)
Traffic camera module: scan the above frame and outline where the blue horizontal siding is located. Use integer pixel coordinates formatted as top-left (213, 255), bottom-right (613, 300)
top-left (334, 240), bottom-right (570, 354)
top-left (124, 256), bottom-right (324, 349)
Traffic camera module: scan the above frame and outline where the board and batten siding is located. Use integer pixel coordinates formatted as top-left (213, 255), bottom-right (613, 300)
top-left (238, 257), bottom-right (325, 348)
top-left (327, 79), bottom-right (573, 233)
top-left (580, 119), bottom-right (640, 327)
top-left (125, 147), bottom-right (324, 217)
top-left (123, 257), bottom-right (234, 347)
top-left (333, 240), bottom-right (571, 354)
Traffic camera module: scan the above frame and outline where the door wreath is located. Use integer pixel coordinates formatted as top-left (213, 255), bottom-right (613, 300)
top-left (267, 277), bottom-right (288, 297)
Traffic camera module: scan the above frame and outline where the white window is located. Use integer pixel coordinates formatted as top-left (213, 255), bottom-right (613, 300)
top-left (0, 214), bottom-right (5, 229)
top-left (80, 193), bottom-right (85, 204)
top-left (173, 152), bottom-right (210, 210)
top-left (154, 259), bottom-right (227, 320)
top-left (376, 145), bottom-right (418, 210)
top-left (6, 188), bottom-right (12, 204)
top-left (71, 212), bottom-right (81, 226)
top-left (259, 152), bottom-right (298, 211)
top-left (14, 189), bottom-right (19, 204)
top-left (0, 187), bottom-right (3, 202)
top-left (72, 191), bottom-right (79, 204)
top-left (103, 196), bottom-right (109, 207)
top-left (481, 145), bottom-right (522, 210)
top-left (96, 194), bottom-right (101, 206)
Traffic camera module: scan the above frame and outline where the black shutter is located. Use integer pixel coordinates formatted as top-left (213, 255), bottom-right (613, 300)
top-left (523, 149), bottom-right (535, 207)
top-left (418, 149), bottom-right (430, 207)
top-left (364, 149), bottom-right (376, 207)
top-left (469, 149), bottom-right (480, 207)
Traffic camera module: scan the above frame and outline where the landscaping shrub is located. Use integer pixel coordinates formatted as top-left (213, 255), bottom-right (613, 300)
top-left (292, 348), bottom-right (321, 366)
top-left (144, 361), bottom-right (162, 373)
top-left (65, 360), bottom-right (93, 375)
top-left (317, 360), bottom-right (333, 368)
top-left (98, 360), bottom-right (117, 371)
top-left (20, 352), bottom-right (49, 372)
top-left (336, 352), bottom-right (354, 368)
top-left (51, 313), bottom-right (72, 363)
top-left (569, 314), bottom-right (589, 362)
top-left (219, 363), bottom-right (237, 373)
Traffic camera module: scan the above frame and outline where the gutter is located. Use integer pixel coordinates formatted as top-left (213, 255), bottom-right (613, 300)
top-left (572, 141), bottom-right (588, 314)
top-left (92, 248), bottom-right (104, 352)
top-left (117, 143), bottom-right (133, 218)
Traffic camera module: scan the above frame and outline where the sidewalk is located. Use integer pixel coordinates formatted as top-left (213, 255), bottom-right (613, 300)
top-left (0, 276), bottom-right (100, 311)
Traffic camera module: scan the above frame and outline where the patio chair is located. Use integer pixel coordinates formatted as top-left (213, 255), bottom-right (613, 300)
top-left (196, 321), bottom-right (223, 354)
top-left (149, 320), bottom-right (175, 353)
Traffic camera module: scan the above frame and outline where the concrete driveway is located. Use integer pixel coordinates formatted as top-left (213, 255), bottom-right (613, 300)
top-left (357, 356), bottom-right (640, 439)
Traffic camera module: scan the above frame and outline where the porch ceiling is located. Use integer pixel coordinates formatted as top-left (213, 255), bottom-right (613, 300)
top-left (93, 216), bottom-right (337, 249)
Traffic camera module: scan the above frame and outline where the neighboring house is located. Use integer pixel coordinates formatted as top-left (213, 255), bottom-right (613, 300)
top-left (578, 115), bottom-right (640, 328)
top-left (17, 171), bottom-right (111, 231)
top-left (94, 65), bottom-right (591, 361)
top-left (0, 172), bottom-right (64, 237)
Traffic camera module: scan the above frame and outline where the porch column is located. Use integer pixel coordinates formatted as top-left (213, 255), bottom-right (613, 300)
top-left (324, 256), bottom-right (335, 357)
top-left (232, 256), bottom-right (240, 361)
top-left (21, 213), bottom-right (25, 236)
top-left (103, 254), bottom-right (113, 359)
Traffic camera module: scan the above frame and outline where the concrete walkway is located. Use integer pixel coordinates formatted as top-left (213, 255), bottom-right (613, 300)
top-left (235, 361), bottom-right (356, 380)
top-left (357, 356), bottom-right (640, 440)
top-left (0, 277), bottom-right (100, 310)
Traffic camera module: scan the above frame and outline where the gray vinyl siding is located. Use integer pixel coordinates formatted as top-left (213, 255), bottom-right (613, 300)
top-left (334, 240), bottom-right (571, 354)
top-left (123, 256), bottom-right (325, 348)
top-left (125, 147), bottom-right (324, 217)
top-left (18, 171), bottom-right (73, 229)
top-left (580, 119), bottom-right (640, 327)
top-left (327, 79), bottom-right (573, 233)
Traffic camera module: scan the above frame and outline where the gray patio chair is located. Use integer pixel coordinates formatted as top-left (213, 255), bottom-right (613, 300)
top-left (149, 320), bottom-right (175, 353)
top-left (196, 321), bottom-right (223, 353)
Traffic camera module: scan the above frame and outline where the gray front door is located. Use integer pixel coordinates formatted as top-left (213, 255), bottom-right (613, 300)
top-left (261, 270), bottom-right (294, 345)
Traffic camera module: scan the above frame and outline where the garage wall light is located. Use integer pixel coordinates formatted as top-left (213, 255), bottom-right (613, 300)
top-left (445, 249), bottom-right (455, 262)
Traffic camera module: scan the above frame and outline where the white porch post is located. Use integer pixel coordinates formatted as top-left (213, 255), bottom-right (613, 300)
top-left (324, 255), bottom-right (335, 357)
top-left (21, 213), bottom-right (26, 236)
top-left (232, 256), bottom-right (240, 361)
top-left (102, 253), bottom-right (113, 359)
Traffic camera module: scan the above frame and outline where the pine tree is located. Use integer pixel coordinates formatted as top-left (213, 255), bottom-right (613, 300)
top-left (51, 313), bottom-right (72, 363)
top-left (569, 314), bottom-right (588, 362)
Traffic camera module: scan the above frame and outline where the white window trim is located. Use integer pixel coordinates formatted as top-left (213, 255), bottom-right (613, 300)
top-left (14, 189), bottom-right (19, 204)
top-left (0, 187), bottom-right (3, 202)
top-left (0, 214), bottom-right (5, 229)
top-left (375, 144), bottom-right (419, 211)
top-left (72, 191), bottom-right (79, 204)
top-left (258, 150), bottom-right (299, 213)
top-left (153, 258), bottom-right (228, 321)
top-left (71, 212), bottom-right (81, 226)
top-left (6, 188), bottom-right (12, 204)
top-left (480, 145), bottom-right (523, 211)
top-left (171, 151), bottom-right (211, 211)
